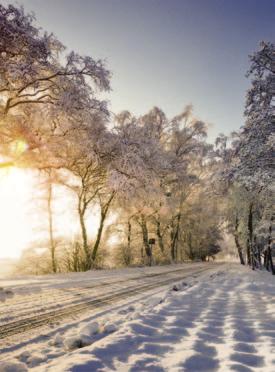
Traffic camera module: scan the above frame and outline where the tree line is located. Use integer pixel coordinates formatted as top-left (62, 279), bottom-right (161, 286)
top-left (216, 41), bottom-right (274, 275)
top-left (0, 4), bottom-right (273, 274)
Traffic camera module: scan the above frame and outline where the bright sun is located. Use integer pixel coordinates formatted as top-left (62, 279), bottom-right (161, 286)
top-left (0, 167), bottom-right (35, 259)
top-left (0, 167), bottom-right (107, 260)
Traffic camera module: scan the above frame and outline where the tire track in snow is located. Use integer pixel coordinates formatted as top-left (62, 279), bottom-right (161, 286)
top-left (0, 266), bottom-right (208, 324)
top-left (0, 266), bottom-right (217, 340)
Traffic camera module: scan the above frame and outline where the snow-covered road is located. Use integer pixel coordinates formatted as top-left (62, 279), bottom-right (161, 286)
top-left (1, 264), bottom-right (275, 371)
top-left (0, 263), bottom-right (217, 347)
top-left (0, 263), bottom-right (216, 342)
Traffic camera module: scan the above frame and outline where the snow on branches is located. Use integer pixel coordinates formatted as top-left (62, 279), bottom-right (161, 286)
top-left (0, 4), bottom-right (110, 117)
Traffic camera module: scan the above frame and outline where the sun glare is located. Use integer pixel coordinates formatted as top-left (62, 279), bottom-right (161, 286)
top-left (0, 167), bottom-right (35, 259)
top-left (0, 167), bottom-right (106, 260)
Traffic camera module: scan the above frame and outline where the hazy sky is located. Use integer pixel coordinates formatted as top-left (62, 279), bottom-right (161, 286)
top-left (6, 0), bottom-right (275, 140)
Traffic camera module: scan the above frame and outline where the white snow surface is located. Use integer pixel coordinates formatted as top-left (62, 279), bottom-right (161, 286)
top-left (0, 264), bottom-right (275, 371)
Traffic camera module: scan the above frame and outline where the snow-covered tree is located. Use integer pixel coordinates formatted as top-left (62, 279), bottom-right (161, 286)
top-left (217, 41), bottom-right (274, 273)
top-left (0, 3), bottom-right (110, 170)
top-left (232, 41), bottom-right (274, 189)
top-left (0, 4), bottom-right (110, 116)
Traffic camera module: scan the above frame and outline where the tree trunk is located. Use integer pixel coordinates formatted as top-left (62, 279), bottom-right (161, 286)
top-left (156, 217), bottom-right (165, 253)
top-left (170, 222), bottom-right (175, 261)
top-left (125, 219), bottom-right (132, 266)
top-left (187, 232), bottom-right (195, 260)
top-left (141, 245), bottom-right (144, 264)
top-left (91, 212), bottom-right (106, 263)
top-left (234, 216), bottom-right (245, 265)
top-left (141, 215), bottom-right (152, 266)
top-left (266, 218), bottom-right (275, 275)
top-left (47, 181), bottom-right (57, 273)
top-left (170, 212), bottom-right (181, 262)
top-left (256, 237), bottom-right (262, 269)
top-left (247, 203), bottom-right (254, 268)
top-left (246, 238), bottom-right (251, 266)
top-left (91, 192), bottom-right (115, 265)
top-left (264, 250), bottom-right (268, 268)
top-left (170, 193), bottom-right (184, 262)
top-left (78, 201), bottom-right (90, 270)
top-left (72, 242), bottom-right (81, 272)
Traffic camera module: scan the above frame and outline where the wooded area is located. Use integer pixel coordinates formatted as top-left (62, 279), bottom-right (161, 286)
top-left (0, 4), bottom-right (274, 274)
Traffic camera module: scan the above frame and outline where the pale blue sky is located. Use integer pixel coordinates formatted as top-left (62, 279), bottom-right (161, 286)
top-left (6, 0), bottom-right (275, 140)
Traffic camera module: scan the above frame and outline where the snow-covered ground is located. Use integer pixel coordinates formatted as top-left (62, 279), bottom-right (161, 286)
top-left (0, 263), bottom-right (213, 340)
top-left (1, 264), bottom-right (275, 371)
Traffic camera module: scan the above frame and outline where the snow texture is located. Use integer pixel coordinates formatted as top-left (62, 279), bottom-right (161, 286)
top-left (1, 264), bottom-right (275, 371)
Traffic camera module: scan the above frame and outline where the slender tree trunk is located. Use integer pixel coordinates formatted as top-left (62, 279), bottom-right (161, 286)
top-left (141, 215), bottom-right (152, 266)
top-left (125, 219), bottom-right (132, 265)
top-left (170, 222), bottom-right (175, 261)
top-left (47, 180), bottom-right (57, 273)
top-left (188, 232), bottom-right (195, 260)
top-left (234, 216), bottom-right (245, 265)
top-left (156, 217), bottom-right (165, 253)
top-left (255, 237), bottom-right (262, 269)
top-left (170, 212), bottom-right (181, 262)
top-left (141, 245), bottom-right (144, 264)
top-left (170, 193), bottom-right (185, 262)
top-left (266, 218), bottom-right (275, 275)
top-left (246, 238), bottom-right (251, 266)
top-left (91, 212), bottom-right (106, 263)
top-left (248, 202), bottom-right (255, 270)
top-left (78, 202), bottom-right (90, 269)
top-left (253, 236), bottom-right (261, 269)
top-left (74, 242), bottom-right (81, 272)
top-left (234, 235), bottom-right (245, 265)
top-left (91, 192), bottom-right (115, 265)
top-left (127, 220), bottom-right (132, 250)
top-left (264, 250), bottom-right (268, 268)
top-left (246, 202), bottom-right (254, 268)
